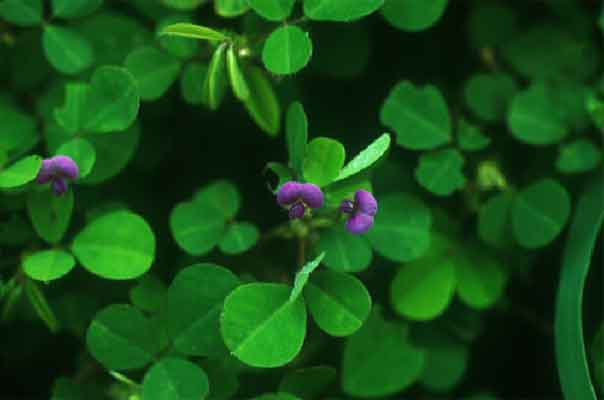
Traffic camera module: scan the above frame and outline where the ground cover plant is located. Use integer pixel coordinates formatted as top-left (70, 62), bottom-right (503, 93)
top-left (0, 0), bottom-right (603, 399)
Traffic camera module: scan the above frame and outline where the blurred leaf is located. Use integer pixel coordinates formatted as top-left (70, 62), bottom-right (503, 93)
top-left (315, 227), bottom-right (372, 273)
top-left (286, 102), bottom-right (308, 176)
top-left (161, 0), bottom-right (205, 9)
top-left (336, 133), bottom-right (390, 181)
top-left (254, 394), bottom-right (301, 400)
top-left (72, 210), bottom-right (156, 279)
top-left (512, 178), bottom-right (571, 248)
top-left (417, 330), bottom-right (469, 392)
top-left (0, 155), bottom-right (42, 189)
top-left (203, 44), bottom-right (229, 110)
top-left (555, 175), bottom-right (603, 400)
top-left (42, 26), bottom-right (94, 75)
top-left (263, 26), bottom-right (313, 75)
top-left (157, 15), bottom-right (199, 59)
top-left (86, 304), bottom-right (159, 370)
top-left (266, 161), bottom-right (294, 192)
top-left (142, 357), bottom-right (210, 400)
top-left (0, 102), bottom-right (37, 156)
top-left (56, 138), bottom-right (96, 178)
top-left (124, 46), bottom-right (181, 101)
top-left (381, 81), bottom-right (451, 150)
top-left (215, 0), bottom-right (249, 17)
top-left (467, 2), bottom-right (517, 50)
top-left (367, 193), bottom-right (432, 262)
top-left (243, 65), bottom-right (281, 136)
top-left (27, 189), bottom-right (74, 244)
top-left (221, 283), bottom-right (307, 367)
top-left (587, 92), bottom-right (604, 129)
top-left (304, 0), bottom-right (384, 22)
top-left (457, 119), bottom-right (490, 152)
top-left (170, 199), bottom-right (226, 256)
top-left (180, 62), bottom-right (208, 105)
top-left (202, 359), bottom-right (240, 400)
top-left (508, 82), bottom-right (567, 145)
top-left (51, 377), bottom-right (104, 400)
top-left (51, 0), bottom-right (102, 19)
top-left (279, 366), bottom-right (336, 399)
top-left (160, 22), bottom-right (229, 42)
top-left (0, 0), bottom-right (42, 26)
top-left (129, 274), bottom-right (167, 313)
top-left (303, 137), bottom-right (346, 187)
top-left (291, 252), bottom-right (325, 301)
top-left (590, 325), bottom-right (604, 395)
top-left (415, 148), bottom-right (466, 196)
top-left (248, 0), bottom-right (295, 21)
top-left (557, 139), bottom-right (602, 175)
top-left (83, 66), bottom-right (140, 134)
top-left (219, 222), bottom-right (259, 254)
top-left (22, 250), bottom-right (76, 282)
top-left (227, 45), bottom-right (250, 101)
top-left (24, 278), bottom-right (60, 333)
top-left (463, 73), bottom-right (517, 123)
top-left (342, 308), bottom-right (425, 397)
top-left (167, 264), bottom-right (240, 357)
top-left (382, 0), bottom-right (448, 32)
top-left (304, 269), bottom-right (371, 337)
top-left (54, 83), bottom-right (89, 135)
top-left (456, 248), bottom-right (506, 310)
top-left (193, 180), bottom-right (241, 220)
top-left (478, 191), bottom-right (515, 249)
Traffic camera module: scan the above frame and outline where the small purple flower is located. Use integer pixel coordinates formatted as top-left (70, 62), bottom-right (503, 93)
top-left (277, 181), bottom-right (324, 219)
top-left (37, 155), bottom-right (79, 196)
top-left (340, 190), bottom-right (378, 234)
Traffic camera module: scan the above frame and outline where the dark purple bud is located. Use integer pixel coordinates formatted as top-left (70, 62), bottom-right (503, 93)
top-left (346, 213), bottom-right (374, 234)
top-left (277, 182), bottom-right (302, 206)
top-left (355, 190), bottom-right (377, 216)
top-left (298, 183), bottom-right (324, 209)
top-left (52, 155), bottom-right (79, 180)
top-left (340, 199), bottom-right (354, 214)
top-left (288, 202), bottom-right (306, 219)
top-left (51, 179), bottom-right (69, 196)
top-left (36, 159), bottom-right (54, 184)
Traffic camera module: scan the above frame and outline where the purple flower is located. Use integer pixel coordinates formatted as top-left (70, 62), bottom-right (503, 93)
top-left (37, 155), bottom-right (79, 196)
top-left (340, 190), bottom-right (378, 234)
top-left (277, 181), bottom-right (324, 219)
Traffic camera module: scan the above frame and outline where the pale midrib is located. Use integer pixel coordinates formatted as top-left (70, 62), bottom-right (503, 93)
top-left (515, 198), bottom-right (561, 232)
top-left (77, 243), bottom-right (150, 263)
top-left (93, 320), bottom-right (153, 359)
top-left (309, 282), bottom-right (362, 325)
top-left (48, 29), bottom-right (86, 69)
top-left (136, 62), bottom-right (179, 89)
top-left (86, 86), bottom-right (136, 129)
top-left (396, 100), bottom-right (448, 144)
top-left (174, 304), bottom-right (220, 347)
top-left (178, 221), bottom-right (221, 239)
top-left (512, 112), bottom-right (563, 139)
top-left (425, 153), bottom-right (456, 191)
top-left (283, 29), bottom-right (292, 72)
top-left (334, 236), bottom-right (352, 270)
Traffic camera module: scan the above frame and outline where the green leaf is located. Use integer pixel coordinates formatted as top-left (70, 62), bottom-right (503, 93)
top-left (279, 366), bottom-right (336, 399)
top-left (417, 330), bottom-right (469, 392)
top-left (56, 138), bottom-right (96, 178)
top-left (303, 137), bottom-right (346, 187)
top-left (27, 189), bottom-right (74, 244)
top-left (590, 325), bottom-right (604, 395)
top-left (167, 264), bottom-right (240, 357)
top-left (84, 66), bottom-right (140, 134)
top-left (24, 278), bottom-right (60, 333)
top-left (215, 0), bottom-right (249, 17)
top-left (315, 228), bottom-right (372, 273)
top-left (170, 200), bottom-right (226, 256)
top-left (220, 283), bottom-right (307, 367)
top-left (180, 62), bottom-right (208, 105)
top-left (83, 123), bottom-right (140, 184)
top-left (193, 180), bottom-right (241, 220)
top-left (556, 139), bottom-right (601, 174)
top-left (457, 119), bottom-right (490, 152)
top-left (158, 15), bottom-right (199, 59)
top-left (202, 360), bottom-right (240, 400)
top-left (390, 253), bottom-right (456, 321)
top-left (415, 148), bottom-right (466, 196)
top-left (478, 191), bottom-right (514, 249)
top-left (508, 82), bottom-right (567, 145)
top-left (0, 155), bottom-right (42, 189)
top-left (555, 175), bottom-right (603, 400)
top-left (587, 92), bottom-right (604, 129)
top-left (467, 3), bottom-right (517, 50)
top-left (43, 25), bottom-right (94, 75)
top-left (248, 0), bottom-right (295, 21)
top-left (0, 103), bottom-right (37, 156)
top-left (342, 308), bottom-right (425, 397)
top-left (143, 358), bottom-right (210, 400)
top-left (254, 394), bottom-right (301, 400)
top-left (455, 248), bottom-right (506, 310)
top-left (202, 44), bottom-right (229, 110)
top-left (290, 252), bottom-right (325, 301)
top-left (51, 0), bottom-right (102, 19)
top-left (86, 304), bottom-right (159, 370)
top-left (367, 193), bottom-right (432, 262)
top-left (285, 102), bottom-right (308, 177)
top-left (72, 210), bottom-right (156, 280)
top-left (160, 22), bottom-right (229, 42)
top-left (336, 133), bottom-right (390, 181)
top-left (266, 162), bottom-right (294, 192)
top-left (161, 0), bottom-right (205, 10)
top-left (54, 83), bottom-right (89, 135)
top-left (304, 0), bottom-right (384, 22)
top-left (125, 46), bottom-right (181, 101)
top-left (463, 73), bottom-right (518, 123)
top-left (22, 250), bottom-right (76, 282)
top-left (380, 81), bottom-right (451, 150)
top-left (512, 178), bottom-right (571, 249)
top-left (226, 45), bottom-right (250, 101)
top-left (304, 270), bottom-right (371, 337)
top-left (382, 0), bottom-right (448, 32)
top-left (129, 274), bottom-right (167, 313)
top-left (262, 26), bottom-right (313, 75)
top-left (243, 66), bottom-right (281, 136)
top-left (0, 0), bottom-right (42, 26)
top-left (218, 222), bottom-right (259, 254)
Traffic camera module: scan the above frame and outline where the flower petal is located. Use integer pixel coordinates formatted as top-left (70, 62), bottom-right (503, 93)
top-left (288, 202), bottom-right (306, 219)
top-left (346, 213), bottom-right (374, 234)
top-left (51, 179), bottom-right (69, 196)
top-left (277, 181), bottom-right (303, 205)
top-left (36, 159), bottom-right (54, 184)
top-left (340, 199), bottom-right (355, 214)
top-left (52, 155), bottom-right (79, 181)
top-left (299, 183), bottom-right (324, 209)
top-left (355, 190), bottom-right (377, 216)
